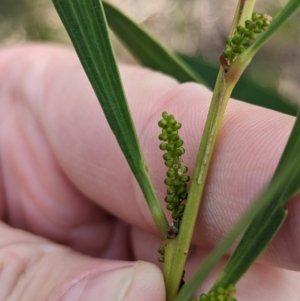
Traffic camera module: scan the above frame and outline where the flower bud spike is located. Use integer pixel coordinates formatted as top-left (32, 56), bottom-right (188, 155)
top-left (196, 284), bottom-right (238, 301)
top-left (221, 12), bottom-right (272, 70)
top-left (158, 112), bottom-right (190, 233)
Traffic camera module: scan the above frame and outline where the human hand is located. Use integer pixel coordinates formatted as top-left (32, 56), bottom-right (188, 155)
top-left (0, 45), bottom-right (299, 300)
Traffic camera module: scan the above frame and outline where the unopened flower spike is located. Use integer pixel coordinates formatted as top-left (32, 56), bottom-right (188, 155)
top-left (220, 13), bottom-right (272, 70)
top-left (190, 284), bottom-right (238, 301)
top-left (158, 112), bottom-right (190, 238)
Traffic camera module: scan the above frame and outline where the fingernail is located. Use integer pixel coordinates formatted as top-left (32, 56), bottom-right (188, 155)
top-left (61, 266), bottom-right (134, 301)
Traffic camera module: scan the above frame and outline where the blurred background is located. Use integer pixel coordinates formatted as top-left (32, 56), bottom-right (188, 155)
top-left (0, 0), bottom-right (299, 104)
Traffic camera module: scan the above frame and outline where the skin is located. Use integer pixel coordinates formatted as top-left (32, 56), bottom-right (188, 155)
top-left (0, 44), bottom-right (299, 301)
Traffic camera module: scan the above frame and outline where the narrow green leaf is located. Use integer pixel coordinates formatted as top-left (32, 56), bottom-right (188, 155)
top-left (102, 1), bottom-right (207, 85)
top-left (180, 55), bottom-right (298, 116)
top-left (51, 0), bottom-right (168, 237)
top-left (211, 109), bottom-right (300, 289)
top-left (212, 207), bottom-right (287, 289)
top-left (175, 141), bottom-right (300, 300)
top-left (274, 109), bottom-right (300, 178)
top-left (274, 112), bottom-right (300, 201)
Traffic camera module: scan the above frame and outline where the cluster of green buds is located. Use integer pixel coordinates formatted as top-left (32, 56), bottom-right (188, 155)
top-left (190, 285), bottom-right (237, 301)
top-left (221, 13), bottom-right (272, 69)
top-left (158, 112), bottom-right (190, 230)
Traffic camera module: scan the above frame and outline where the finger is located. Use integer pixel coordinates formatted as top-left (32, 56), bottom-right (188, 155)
top-left (0, 45), bottom-right (299, 270)
top-left (0, 45), bottom-right (136, 257)
top-left (0, 222), bottom-right (165, 301)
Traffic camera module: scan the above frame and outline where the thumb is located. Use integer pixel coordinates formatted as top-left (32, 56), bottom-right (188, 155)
top-left (0, 222), bottom-right (165, 301)
top-left (60, 262), bottom-right (164, 301)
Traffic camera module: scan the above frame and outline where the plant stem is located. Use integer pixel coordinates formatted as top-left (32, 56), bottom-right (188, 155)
top-left (163, 69), bottom-right (238, 300)
top-left (163, 1), bottom-right (258, 299)
top-left (229, 0), bottom-right (256, 37)
top-left (138, 167), bottom-right (169, 239)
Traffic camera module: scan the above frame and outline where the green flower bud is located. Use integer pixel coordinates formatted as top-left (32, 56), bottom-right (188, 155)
top-left (226, 38), bottom-right (232, 45)
top-left (173, 122), bottom-right (182, 130)
top-left (256, 19), bottom-right (264, 27)
top-left (253, 27), bottom-right (262, 33)
top-left (216, 287), bottom-right (225, 295)
top-left (223, 49), bottom-right (232, 59)
top-left (263, 20), bottom-right (271, 28)
top-left (232, 45), bottom-right (245, 54)
top-left (167, 187), bottom-right (176, 195)
top-left (163, 152), bottom-right (172, 161)
top-left (248, 32), bottom-right (256, 40)
top-left (162, 111), bottom-right (169, 119)
top-left (227, 284), bottom-right (236, 294)
top-left (158, 247), bottom-right (165, 255)
top-left (236, 25), bottom-right (245, 34)
top-left (169, 118), bottom-right (176, 126)
top-left (181, 166), bottom-right (188, 173)
top-left (232, 47), bottom-right (239, 54)
top-left (177, 186), bottom-right (187, 194)
top-left (231, 35), bottom-right (243, 45)
top-left (241, 39), bottom-right (250, 47)
top-left (174, 139), bottom-right (184, 147)
top-left (176, 147), bottom-right (185, 156)
top-left (170, 133), bottom-right (180, 141)
top-left (158, 133), bottom-right (168, 141)
top-left (158, 119), bottom-right (168, 128)
top-left (158, 256), bottom-right (164, 263)
top-left (181, 175), bottom-right (190, 182)
top-left (164, 178), bottom-right (173, 186)
top-left (172, 211), bottom-right (179, 219)
top-left (166, 143), bottom-right (175, 151)
top-left (171, 179), bottom-right (179, 186)
top-left (178, 204), bottom-right (185, 213)
top-left (172, 196), bottom-right (180, 204)
top-left (245, 19), bottom-right (254, 29)
top-left (164, 196), bottom-right (173, 203)
top-left (179, 192), bottom-right (188, 200)
top-left (159, 143), bottom-right (168, 150)
top-left (243, 30), bottom-right (251, 38)
top-left (166, 127), bottom-right (173, 134)
top-left (167, 169), bottom-right (176, 178)
top-left (165, 160), bottom-right (173, 168)
top-left (167, 204), bottom-right (174, 211)
top-left (200, 294), bottom-right (209, 301)
top-left (252, 13), bottom-right (260, 21)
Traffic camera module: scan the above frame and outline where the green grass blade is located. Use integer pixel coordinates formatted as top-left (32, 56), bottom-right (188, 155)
top-left (102, 1), bottom-right (207, 85)
top-left (51, 0), bottom-right (168, 238)
top-left (181, 55), bottom-right (298, 116)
